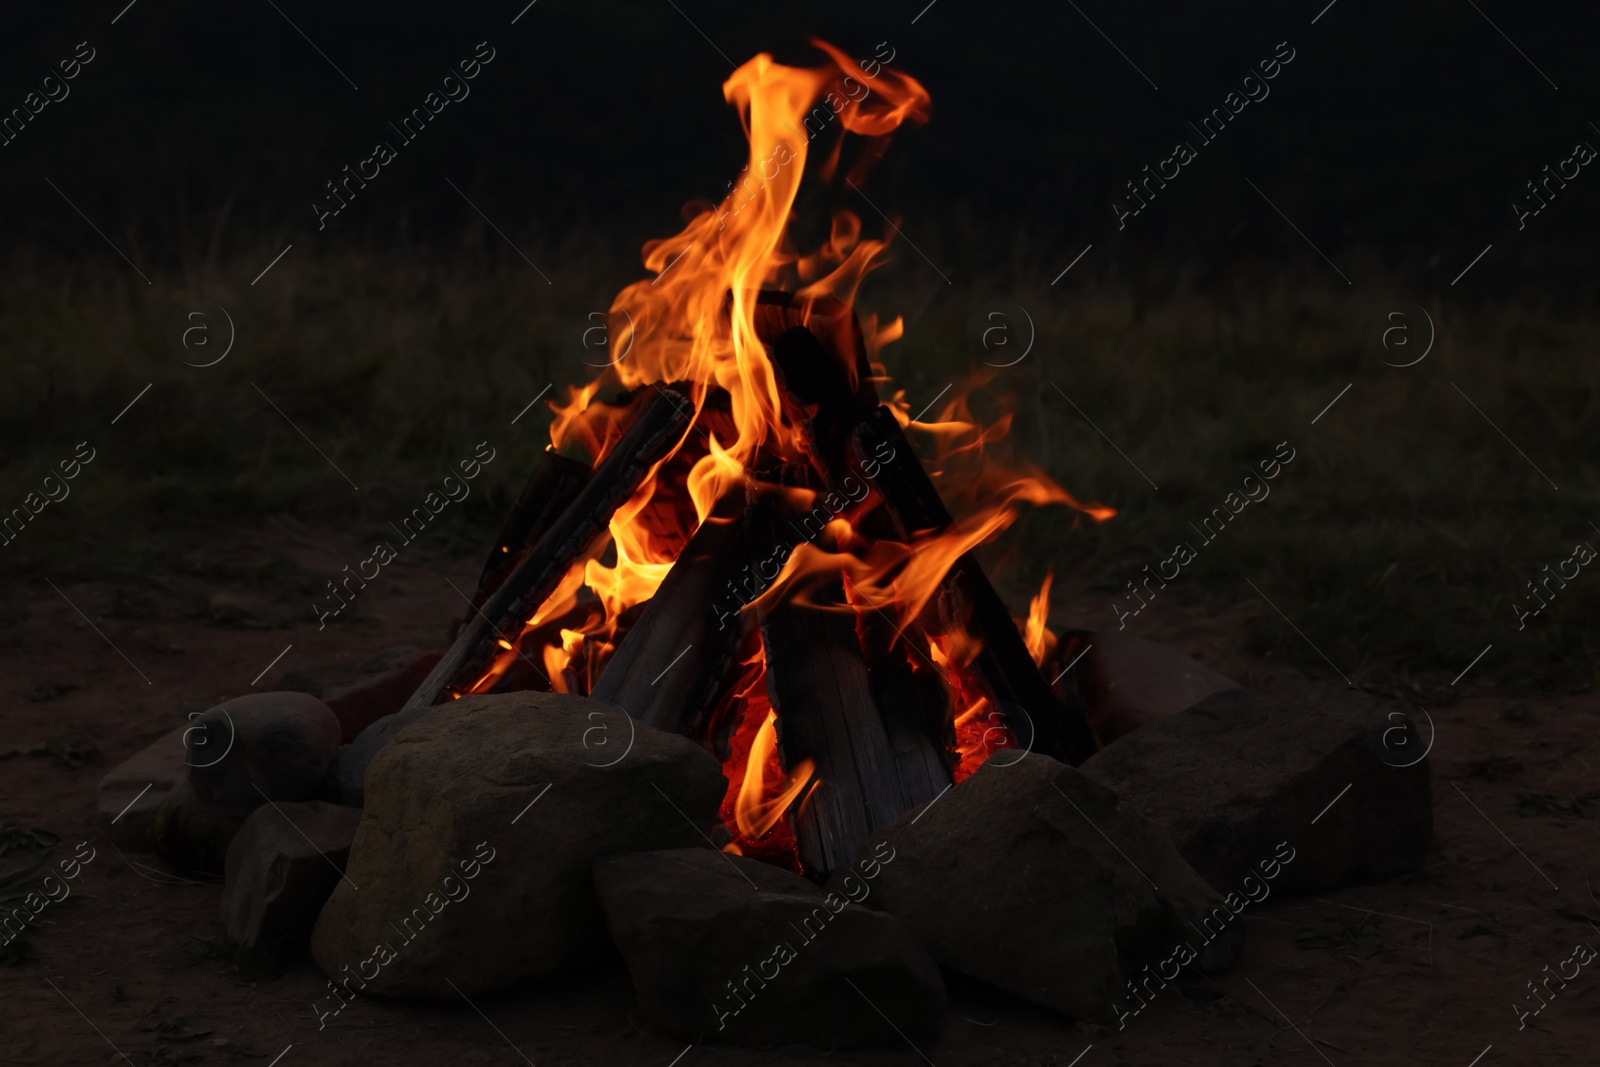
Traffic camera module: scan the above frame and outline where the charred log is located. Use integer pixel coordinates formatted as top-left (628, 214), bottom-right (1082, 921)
top-left (590, 485), bottom-right (757, 737)
top-left (750, 471), bottom-right (950, 881)
top-left (468, 448), bottom-right (592, 611)
top-left (762, 315), bottom-right (1096, 765)
top-left (760, 577), bottom-right (906, 881)
top-left (401, 388), bottom-right (694, 712)
top-left (849, 407), bottom-right (1099, 765)
top-left (851, 584), bottom-right (957, 792)
top-left (750, 290), bottom-right (876, 412)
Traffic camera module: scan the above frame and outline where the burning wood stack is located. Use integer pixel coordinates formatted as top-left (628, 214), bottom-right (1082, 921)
top-left (378, 41), bottom-right (1116, 880)
top-left (83, 41), bottom-right (1438, 1051)
top-left (397, 287), bottom-right (1101, 879)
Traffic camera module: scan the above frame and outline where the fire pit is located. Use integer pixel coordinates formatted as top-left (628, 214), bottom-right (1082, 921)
top-left (369, 38), bottom-right (1112, 881)
top-left (91, 35), bottom-right (1432, 1054)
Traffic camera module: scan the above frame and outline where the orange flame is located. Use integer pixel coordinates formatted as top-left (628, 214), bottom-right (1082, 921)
top-left (1024, 570), bottom-right (1057, 667)
top-left (465, 41), bottom-right (1114, 865)
top-left (734, 710), bottom-right (816, 840)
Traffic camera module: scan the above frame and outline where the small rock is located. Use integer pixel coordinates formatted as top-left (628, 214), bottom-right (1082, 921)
top-left (1059, 630), bottom-right (1238, 744)
top-left (595, 848), bottom-right (944, 1046)
top-left (1080, 683), bottom-right (1432, 897)
top-left (222, 800), bottom-right (361, 962)
top-left (849, 755), bottom-right (1240, 1024)
top-left (98, 726), bottom-right (190, 852)
top-left (321, 699), bottom-right (434, 808)
top-left (310, 691), bottom-right (726, 998)
top-left (150, 780), bottom-right (250, 876)
top-left (317, 646), bottom-right (473, 804)
top-left (186, 692), bottom-right (341, 813)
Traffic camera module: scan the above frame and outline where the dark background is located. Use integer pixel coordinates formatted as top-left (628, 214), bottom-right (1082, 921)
top-left (0, 0), bottom-right (1594, 690)
top-left (3, 10), bottom-right (1598, 1063)
top-left (1, 0), bottom-right (1595, 292)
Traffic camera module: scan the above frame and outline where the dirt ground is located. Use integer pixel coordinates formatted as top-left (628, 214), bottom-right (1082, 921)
top-left (3, 520), bottom-right (1597, 1067)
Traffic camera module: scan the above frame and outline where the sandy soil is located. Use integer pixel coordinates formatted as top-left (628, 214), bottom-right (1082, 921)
top-left (3, 522), bottom-right (1597, 1067)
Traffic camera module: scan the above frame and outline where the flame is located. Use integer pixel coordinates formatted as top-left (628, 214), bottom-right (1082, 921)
top-left (712, 642), bottom-right (807, 872)
top-left (932, 637), bottom-right (1015, 782)
top-left (1024, 570), bottom-right (1057, 667)
top-left (458, 41), bottom-right (938, 699)
top-left (745, 476), bottom-right (1076, 632)
top-left (889, 381), bottom-right (1118, 526)
top-left (461, 41), bottom-right (1114, 867)
top-left (734, 709), bottom-right (815, 840)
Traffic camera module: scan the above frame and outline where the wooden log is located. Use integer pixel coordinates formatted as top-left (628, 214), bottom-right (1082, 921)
top-left (851, 585), bottom-right (957, 789)
top-left (760, 581), bottom-right (908, 881)
top-left (750, 291), bottom-right (876, 412)
top-left (849, 406), bottom-right (1099, 765)
top-left (468, 448), bottom-right (592, 610)
top-left (762, 317), bottom-right (1096, 764)
top-left (589, 485), bottom-right (756, 736)
top-left (1043, 629), bottom-right (1096, 739)
top-left (401, 388), bottom-right (693, 712)
top-left (852, 406), bottom-right (950, 531)
top-left (744, 469), bottom-right (948, 880)
top-left (692, 468), bottom-right (807, 765)
top-left (767, 325), bottom-right (867, 483)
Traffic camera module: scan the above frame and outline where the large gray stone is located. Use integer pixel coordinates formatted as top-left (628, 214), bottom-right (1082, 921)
top-left (1081, 683), bottom-right (1432, 897)
top-left (310, 691), bottom-right (727, 998)
top-left (1063, 630), bottom-right (1239, 743)
top-left (186, 692), bottom-right (341, 813)
top-left (98, 725), bottom-right (189, 852)
top-left (595, 848), bottom-right (944, 1047)
top-left (222, 801), bottom-right (361, 962)
top-left (848, 755), bottom-right (1240, 1024)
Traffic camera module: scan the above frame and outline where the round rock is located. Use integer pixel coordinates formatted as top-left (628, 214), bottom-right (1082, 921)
top-left (186, 691), bottom-right (341, 812)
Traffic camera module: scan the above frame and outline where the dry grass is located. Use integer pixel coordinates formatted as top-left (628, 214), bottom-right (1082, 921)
top-left (0, 246), bottom-right (1594, 690)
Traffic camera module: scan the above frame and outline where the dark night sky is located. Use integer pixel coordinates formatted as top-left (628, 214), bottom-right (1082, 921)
top-left (0, 0), bottom-right (1594, 290)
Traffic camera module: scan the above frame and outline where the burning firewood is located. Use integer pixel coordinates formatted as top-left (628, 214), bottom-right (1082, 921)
top-left (393, 38), bottom-right (1111, 878)
top-left (759, 571), bottom-right (904, 880)
top-left (466, 448), bottom-right (591, 613)
top-left (764, 315), bottom-right (1099, 766)
top-left (589, 484), bottom-right (757, 737)
top-left (401, 387), bottom-right (693, 713)
top-left (739, 470), bottom-right (952, 880)
top-left (850, 406), bottom-right (1099, 764)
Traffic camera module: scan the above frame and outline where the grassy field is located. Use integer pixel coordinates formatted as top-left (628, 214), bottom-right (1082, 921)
top-left (0, 244), bottom-right (1594, 692)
